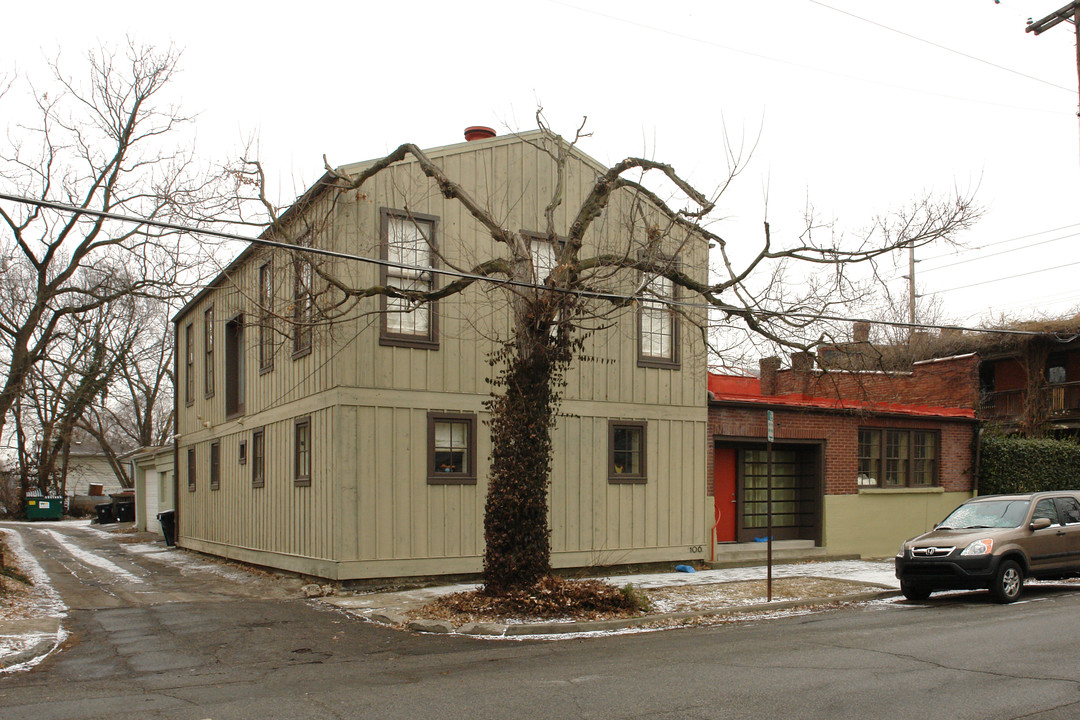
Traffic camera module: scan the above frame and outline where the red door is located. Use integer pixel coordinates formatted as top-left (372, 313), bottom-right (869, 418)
top-left (713, 448), bottom-right (737, 543)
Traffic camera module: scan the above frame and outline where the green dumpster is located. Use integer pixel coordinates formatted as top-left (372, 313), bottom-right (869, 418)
top-left (25, 496), bottom-right (64, 520)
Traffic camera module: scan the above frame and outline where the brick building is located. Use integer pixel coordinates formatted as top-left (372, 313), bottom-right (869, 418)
top-left (708, 354), bottom-right (978, 558)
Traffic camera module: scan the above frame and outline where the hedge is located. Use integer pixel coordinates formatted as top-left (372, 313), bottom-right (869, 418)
top-left (979, 434), bottom-right (1080, 495)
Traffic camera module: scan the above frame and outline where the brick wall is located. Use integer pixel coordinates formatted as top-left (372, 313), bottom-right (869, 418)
top-left (773, 354), bottom-right (979, 409)
top-left (706, 404), bottom-right (976, 497)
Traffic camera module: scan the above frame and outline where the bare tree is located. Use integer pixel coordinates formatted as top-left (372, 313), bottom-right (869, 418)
top-left (0, 42), bottom-right (230, 451)
top-left (79, 297), bottom-right (176, 487)
top-left (240, 116), bottom-right (980, 594)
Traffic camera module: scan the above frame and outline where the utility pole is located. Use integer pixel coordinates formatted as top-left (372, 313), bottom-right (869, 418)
top-left (908, 243), bottom-right (917, 327)
top-left (901, 244), bottom-right (918, 337)
top-left (1026, 1), bottom-right (1080, 160)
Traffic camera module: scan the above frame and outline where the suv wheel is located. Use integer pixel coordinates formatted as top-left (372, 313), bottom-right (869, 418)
top-left (991, 559), bottom-right (1024, 603)
top-left (901, 580), bottom-right (931, 601)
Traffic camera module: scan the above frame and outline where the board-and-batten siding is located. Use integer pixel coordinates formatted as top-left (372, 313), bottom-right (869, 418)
top-left (176, 131), bottom-right (708, 579)
top-left (179, 407), bottom-right (337, 568)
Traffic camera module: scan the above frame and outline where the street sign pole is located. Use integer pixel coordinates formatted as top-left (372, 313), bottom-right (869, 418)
top-left (766, 410), bottom-right (774, 602)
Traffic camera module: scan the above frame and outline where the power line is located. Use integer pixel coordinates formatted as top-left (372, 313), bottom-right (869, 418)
top-left (918, 221), bottom-right (1080, 262)
top-left (920, 230), bottom-right (1080, 273)
top-left (931, 257), bottom-right (1080, 294)
top-left (548, 0), bottom-right (1073, 116)
top-left (0, 192), bottom-right (1051, 338)
top-left (808, 0), bottom-right (1078, 94)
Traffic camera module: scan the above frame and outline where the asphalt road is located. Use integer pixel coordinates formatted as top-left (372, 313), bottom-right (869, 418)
top-left (3, 522), bottom-right (1080, 720)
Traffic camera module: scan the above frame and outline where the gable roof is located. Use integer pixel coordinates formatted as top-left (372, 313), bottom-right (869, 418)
top-left (174, 130), bottom-right (607, 324)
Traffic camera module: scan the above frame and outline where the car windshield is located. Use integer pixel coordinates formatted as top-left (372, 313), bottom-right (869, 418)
top-left (938, 499), bottom-right (1030, 529)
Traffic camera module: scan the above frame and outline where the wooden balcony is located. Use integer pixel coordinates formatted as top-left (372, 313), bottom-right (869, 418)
top-left (980, 381), bottom-right (1080, 423)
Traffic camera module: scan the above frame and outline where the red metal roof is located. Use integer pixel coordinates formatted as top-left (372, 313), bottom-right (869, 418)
top-left (707, 372), bottom-right (975, 419)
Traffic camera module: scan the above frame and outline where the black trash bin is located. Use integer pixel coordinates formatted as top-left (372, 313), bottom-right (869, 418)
top-left (95, 502), bottom-right (116, 525)
top-left (157, 510), bottom-right (176, 547)
top-left (114, 501), bottom-right (135, 523)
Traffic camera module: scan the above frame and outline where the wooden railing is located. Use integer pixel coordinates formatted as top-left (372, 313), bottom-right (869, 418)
top-left (980, 382), bottom-right (1080, 422)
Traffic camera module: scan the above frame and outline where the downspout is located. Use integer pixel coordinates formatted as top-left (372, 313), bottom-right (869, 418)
top-left (972, 425), bottom-right (983, 498)
top-left (172, 317), bottom-right (180, 543)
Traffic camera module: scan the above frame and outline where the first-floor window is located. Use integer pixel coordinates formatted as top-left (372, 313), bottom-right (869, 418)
top-left (609, 420), bottom-right (647, 483)
top-left (210, 441), bottom-right (221, 491)
top-left (187, 446), bottom-right (196, 491)
top-left (427, 412), bottom-right (477, 484)
top-left (252, 429), bottom-right (265, 488)
top-left (858, 428), bottom-right (937, 488)
top-left (294, 417), bottom-right (311, 486)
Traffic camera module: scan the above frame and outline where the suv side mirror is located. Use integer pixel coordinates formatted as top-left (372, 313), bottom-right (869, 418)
top-left (1031, 517), bottom-right (1053, 531)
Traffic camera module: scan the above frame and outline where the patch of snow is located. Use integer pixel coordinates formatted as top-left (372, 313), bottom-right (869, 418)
top-left (601, 559), bottom-right (900, 591)
top-left (0, 528), bottom-right (70, 674)
top-left (1, 528), bottom-right (67, 618)
top-left (37, 528), bottom-right (144, 584)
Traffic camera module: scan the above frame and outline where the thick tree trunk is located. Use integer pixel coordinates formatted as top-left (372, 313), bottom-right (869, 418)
top-left (481, 325), bottom-right (560, 594)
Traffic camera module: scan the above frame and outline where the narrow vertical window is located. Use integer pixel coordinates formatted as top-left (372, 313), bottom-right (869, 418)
top-left (259, 261), bottom-right (274, 371)
top-left (857, 429), bottom-right (881, 487)
top-left (184, 323), bottom-right (195, 405)
top-left (225, 315), bottom-right (245, 417)
top-left (912, 431), bottom-right (936, 487)
top-left (885, 430), bottom-right (909, 487)
top-left (252, 429), bottom-right (265, 488)
top-left (210, 441), bottom-right (221, 491)
top-left (609, 420), bottom-right (647, 483)
top-left (638, 270), bottom-right (679, 368)
top-left (427, 412), bottom-right (477, 484)
top-left (380, 208), bottom-right (439, 348)
top-left (294, 416), bottom-right (311, 486)
top-left (204, 306), bottom-right (215, 397)
top-left (293, 235), bottom-right (314, 356)
top-left (187, 446), bottom-right (196, 491)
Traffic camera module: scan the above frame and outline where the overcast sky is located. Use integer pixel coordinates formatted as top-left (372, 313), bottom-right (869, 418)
top-left (4, 0), bottom-right (1079, 329)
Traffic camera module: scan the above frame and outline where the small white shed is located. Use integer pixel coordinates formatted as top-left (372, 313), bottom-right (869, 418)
top-left (129, 446), bottom-right (175, 534)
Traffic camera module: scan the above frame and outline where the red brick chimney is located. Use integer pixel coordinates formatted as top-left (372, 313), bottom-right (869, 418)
top-left (853, 321), bottom-right (870, 344)
top-left (791, 352), bottom-right (815, 395)
top-left (759, 357), bottom-right (780, 396)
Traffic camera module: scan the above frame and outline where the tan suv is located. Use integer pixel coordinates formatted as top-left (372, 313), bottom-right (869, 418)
top-left (895, 492), bottom-right (1080, 603)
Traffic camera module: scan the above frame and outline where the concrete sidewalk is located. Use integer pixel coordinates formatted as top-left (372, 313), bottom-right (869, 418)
top-left (323, 560), bottom-right (903, 637)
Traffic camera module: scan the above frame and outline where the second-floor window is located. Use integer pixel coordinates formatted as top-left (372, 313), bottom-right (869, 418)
top-left (184, 323), bottom-right (195, 406)
top-left (225, 315), bottom-right (245, 417)
top-left (293, 234), bottom-right (314, 357)
top-left (638, 271), bottom-right (679, 369)
top-left (259, 261), bottom-right (274, 371)
top-left (380, 208), bottom-right (438, 348)
top-left (204, 306), bottom-right (214, 397)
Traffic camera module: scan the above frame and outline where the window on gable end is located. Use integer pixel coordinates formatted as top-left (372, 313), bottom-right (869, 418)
top-left (638, 266), bottom-right (680, 369)
top-left (427, 412), bottom-right (477, 484)
top-left (380, 208), bottom-right (439, 348)
top-left (609, 420), bottom-right (647, 483)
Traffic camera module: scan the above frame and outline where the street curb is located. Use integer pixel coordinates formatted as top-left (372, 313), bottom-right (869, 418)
top-left (0, 619), bottom-right (64, 672)
top-left (366, 588), bottom-right (902, 637)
